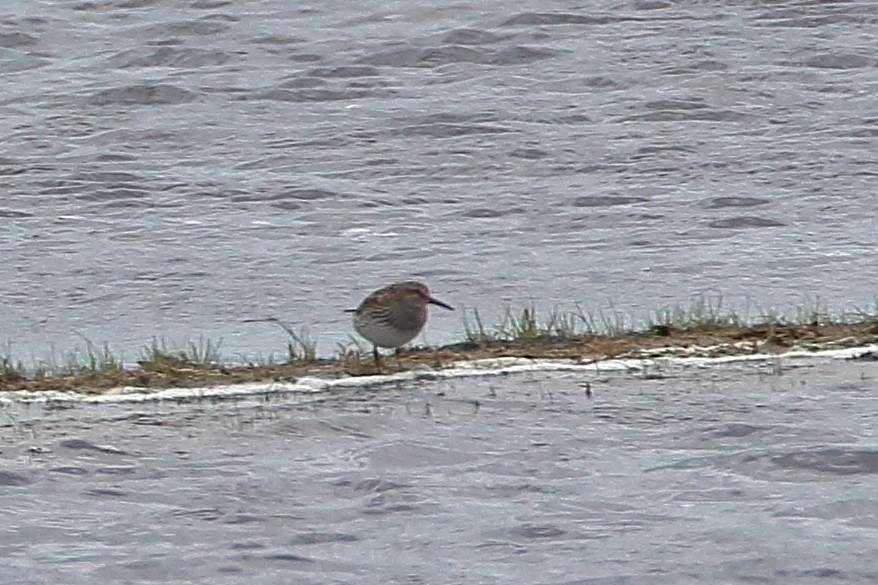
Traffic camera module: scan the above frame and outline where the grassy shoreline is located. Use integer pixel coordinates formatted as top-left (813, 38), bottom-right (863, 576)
top-left (2, 300), bottom-right (877, 395)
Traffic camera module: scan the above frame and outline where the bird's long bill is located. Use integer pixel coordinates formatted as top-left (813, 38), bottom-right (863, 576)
top-left (428, 296), bottom-right (454, 311)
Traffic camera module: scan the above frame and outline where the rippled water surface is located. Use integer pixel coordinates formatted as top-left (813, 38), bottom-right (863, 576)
top-left (1, 0), bottom-right (876, 360)
top-left (2, 355), bottom-right (878, 583)
top-left (3, 2), bottom-right (878, 581)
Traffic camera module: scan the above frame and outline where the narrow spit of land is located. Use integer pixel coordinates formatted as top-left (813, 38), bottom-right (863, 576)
top-left (2, 310), bottom-right (877, 395)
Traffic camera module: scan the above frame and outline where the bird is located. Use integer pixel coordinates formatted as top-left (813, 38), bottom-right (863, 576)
top-left (346, 281), bottom-right (453, 371)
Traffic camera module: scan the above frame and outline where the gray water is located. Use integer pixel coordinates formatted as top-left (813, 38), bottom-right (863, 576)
top-left (2, 2), bottom-right (878, 581)
top-left (1, 0), bottom-right (876, 362)
top-left (2, 354), bottom-right (878, 583)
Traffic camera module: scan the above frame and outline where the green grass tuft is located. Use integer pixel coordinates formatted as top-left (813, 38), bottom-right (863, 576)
top-left (270, 320), bottom-right (317, 363)
top-left (64, 336), bottom-right (124, 375)
top-left (139, 336), bottom-right (223, 372)
top-left (648, 294), bottom-right (738, 331)
top-left (241, 317), bottom-right (317, 363)
top-left (463, 303), bottom-right (622, 343)
top-left (0, 342), bottom-right (28, 382)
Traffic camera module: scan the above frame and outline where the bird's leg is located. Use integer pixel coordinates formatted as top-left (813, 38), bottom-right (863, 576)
top-left (395, 347), bottom-right (403, 370)
top-left (372, 345), bottom-right (382, 373)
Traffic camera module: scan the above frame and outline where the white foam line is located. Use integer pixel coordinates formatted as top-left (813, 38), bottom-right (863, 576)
top-left (1, 343), bottom-right (875, 406)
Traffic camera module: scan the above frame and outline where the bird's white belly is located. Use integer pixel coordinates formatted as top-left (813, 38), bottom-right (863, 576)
top-left (353, 317), bottom-right (420, 348)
